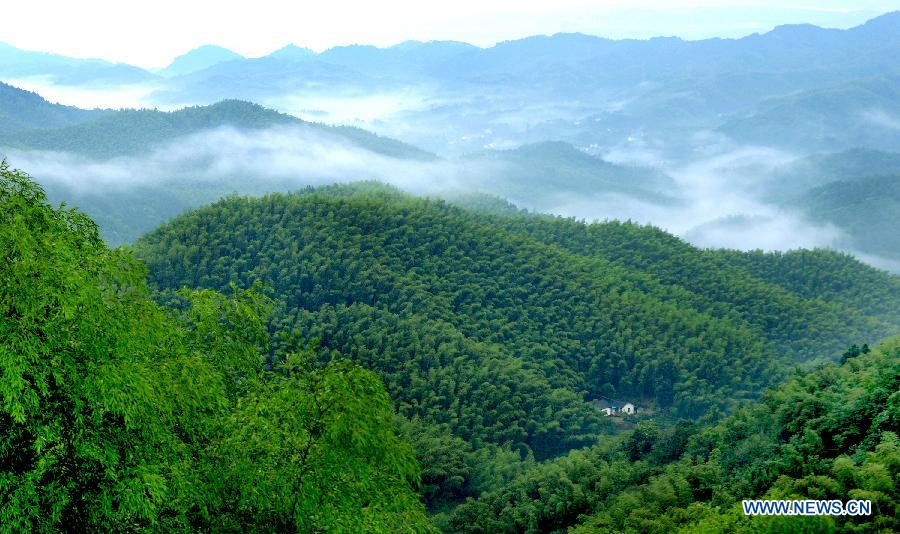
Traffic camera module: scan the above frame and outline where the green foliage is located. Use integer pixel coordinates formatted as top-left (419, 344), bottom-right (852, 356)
top-left (488, 215), bottom-right (898, 361)
top-left (440, 191), bottom-right (529, 217)
top-left (397, 419), bottom-right (473, 509)
top-left (715, 248), bottom-right (900, 326)
top-left (210, 354), bottom-right (431, 532)
top-left (136, 184), bottom-right (896, 415)
top-left (0, 163), bottom-right (431, 531)
top-left (132, 183), bottom-right (899, 523)
top-left (450, 338), bottom-right (900, 533)
top-left (1, 161), bottom-right (204, 530)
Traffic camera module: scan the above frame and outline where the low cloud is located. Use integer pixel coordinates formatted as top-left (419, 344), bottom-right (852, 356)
top-left (519, 145), bottom-right (846, 254)
top-left (2, 125), bottom-right (885, 270)
top-left (4, 77), bottom-right (165, 110)
top-left (3, 125), bottom-right (495, 196)
top-left (261, 86), bottom-right (440, 125)
top-left (863, 108), bottom-right (900, 131)
top-left (683, 213), bottom-right (844, 251)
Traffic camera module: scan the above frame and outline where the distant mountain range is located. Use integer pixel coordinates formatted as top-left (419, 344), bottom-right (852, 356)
top-left (0, 82), bottom-right (688, 246)
top-left (158, 45), bottom-right (244, 77)
top-left (0, 81), bottom-right (108, 132)
top-left (0, 88), bottom-right (434, 160)
top-left (0, 42), bottom-right (155, 85)
top-left (1, 18), bottom-right (898, 269)
top-left (4, 11), bottom-right (898, 84)
top-left (2, 12), bottom-right (898, 154)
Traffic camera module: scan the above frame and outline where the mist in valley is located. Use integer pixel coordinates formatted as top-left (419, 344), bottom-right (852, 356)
top-left (4, 5), bottom-right (900, 532)
top-left (2, 12), bottom-right (899, 269)
top-left (3, 115), bottom-right (883, 269)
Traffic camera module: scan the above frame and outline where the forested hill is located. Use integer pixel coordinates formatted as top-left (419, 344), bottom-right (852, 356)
top-left (134, 184), bottom-right (899, 471)
top-left (472, 211), bottom-right (900, 361)
top-left (6, 163), bottom-right (899, 531)
top-left (0, 98), bottom-right (436, 160)
top-left (448, 336), bottom-right (900, 532)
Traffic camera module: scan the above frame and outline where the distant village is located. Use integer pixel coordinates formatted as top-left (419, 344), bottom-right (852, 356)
top-left (591, 398), bottom-right (643, 416)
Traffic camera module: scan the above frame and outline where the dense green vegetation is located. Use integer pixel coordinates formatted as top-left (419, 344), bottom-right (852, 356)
top-left (0, 163), bottom-right (432, 531)
top-left (4, 12), bottom-right (900, 531)
top-left (445, 336), bottom-right (899, 532)
top-left (3, 160), bottom-right (898, 531)
top-left (133, 182), bottom-right (900, 518)
top-left (476, 213), bottom-right (900, 361)
top-left (715, 248), bottom-right (900, 324)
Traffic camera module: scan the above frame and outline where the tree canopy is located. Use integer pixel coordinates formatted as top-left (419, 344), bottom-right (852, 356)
top-left (0, 163), bottom-right (432, 531)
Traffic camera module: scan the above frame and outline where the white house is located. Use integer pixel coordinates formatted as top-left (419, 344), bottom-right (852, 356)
top-left (591, 399), bottom-right (618, 416)
top-left (592, 399), bottom-right (640, 416)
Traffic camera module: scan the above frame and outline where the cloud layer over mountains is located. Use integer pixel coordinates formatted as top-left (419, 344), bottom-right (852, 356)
top-left (4, 123), bottom-right (879, 269)
top-left (1, 13), bottom-right (898, 268)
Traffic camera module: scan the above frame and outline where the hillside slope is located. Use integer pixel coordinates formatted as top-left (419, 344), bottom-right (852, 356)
top-left (134, 184), bottom-right (900, 467)
top-left (459, 141), bottom-right (676, 209)
top-left (1, 97), bottom-right (440, 244)
top-left (798, 174), bottom-right (900, 263)
top-left (448, 336), bottom-right (899, 533)
top-left (0, 81), bottom-right (106, 132)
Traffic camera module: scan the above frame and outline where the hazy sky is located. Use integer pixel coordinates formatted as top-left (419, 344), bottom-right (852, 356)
top-left (1, 1), bottom-right (896, 68)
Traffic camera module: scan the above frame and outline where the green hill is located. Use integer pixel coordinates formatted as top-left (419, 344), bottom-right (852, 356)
top-left (449, 211), bottom-right (900, 361)
top-left (5, 162), bottom-right (898, 530)
top-left (1, 98), bottom-right (439, 245)
top-left (716, 247), bottom-right (900, 321)
top-left (134, 184), bottom-right (899, 496)
top-left (448, 336), bottom-right (900, 533)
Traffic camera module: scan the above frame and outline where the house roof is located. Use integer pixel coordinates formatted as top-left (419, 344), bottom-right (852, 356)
top-left (592, 398), bottom-right (639, 410)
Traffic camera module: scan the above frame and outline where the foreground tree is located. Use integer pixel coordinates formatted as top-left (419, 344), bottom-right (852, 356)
top-left (0, 161), bottom-right (432, 531)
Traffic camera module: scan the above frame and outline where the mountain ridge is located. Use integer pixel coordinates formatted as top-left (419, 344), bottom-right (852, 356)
top-left (3, 11), bottom-right (897, 87)
top-left (160, 44), bottom-right (244, 77)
